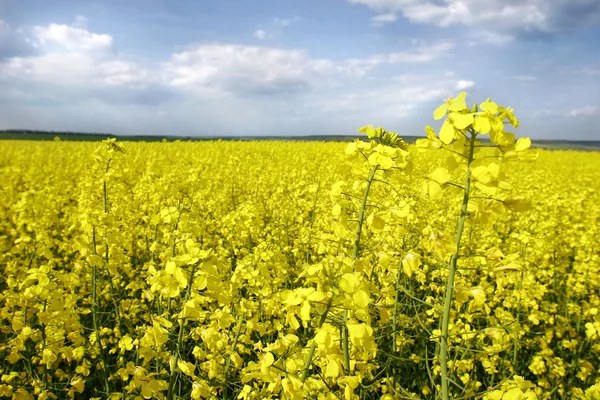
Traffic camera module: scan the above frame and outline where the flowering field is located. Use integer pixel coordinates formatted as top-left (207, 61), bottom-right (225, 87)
top-left (1, 94), bottom-right (600, 400)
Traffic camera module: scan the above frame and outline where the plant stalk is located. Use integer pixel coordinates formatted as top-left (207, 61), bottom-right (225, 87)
top-left (439, 130), bottom-right (476, 400)
top-left (299, 296), bottom-right (334, 383)
top-left (224, 314), bottom-right (245, 399)
top-left (300, 163), bottom-right (379, 383)
top-left (342, 165), bottom-right (379, 375)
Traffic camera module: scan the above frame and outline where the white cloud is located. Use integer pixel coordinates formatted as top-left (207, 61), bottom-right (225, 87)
top-left (2, 18), bottom-right (454, 104)
top-left (305, 76), bottom-right (474, 120)
top-left (468, 30), bottom-right (515, 46)
top-left (1, 42), bottom-right (150, 90)
top-left (163, 41), bottom-right (454, 95)
top-left (164, 44), bottom-right (322, 94)
top-left (0, 19), bottom-right (166, 110)
top-left (345, 41), bottom-right (454, 75)
top-left (98, 60), bottom-right (153, 88)
top-left (456, 79), bottom-right (475, 89)
top-left (253, 29), bottom-right (272, 40)
top-left (567, 106), bottom-right (598, 117)
top-left (348, 0), bottom-right (600, 39)
top-left (0, 11), bottom-right (597, 139)
top-left (32, 23), bottom-right (113, 52)
top-left (2, 52), bottom-right (96, 85)
top-left (253, 17), bottom-right (300, 40)
top-left (371, 13), bottom-right (398, 26)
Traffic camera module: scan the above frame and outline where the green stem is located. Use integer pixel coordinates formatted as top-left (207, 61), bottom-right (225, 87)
top-left (224, 314), bottom-right (244, 399)
top-left (299, 296), bottom-right (334, 383)
top-left (167, 262), bottom-right (198, 400)
top-left (439, 131), bottom-right (476, 400)
top-left (352, 166), bottom-right (379, 260)
top-left (300, 164), bottom-right (379, 383)
top-left (343, 165), bottom-right (379, 375)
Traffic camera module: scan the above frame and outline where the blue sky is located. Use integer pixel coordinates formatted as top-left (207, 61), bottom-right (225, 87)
top-left (0, 0), bottom-right (599, 139)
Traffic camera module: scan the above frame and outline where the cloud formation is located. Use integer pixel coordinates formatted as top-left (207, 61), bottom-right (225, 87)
top-left (0, 19), bottom-right (38, 59)
top-left (253, 29), bottom-right (272, 40)
top-left (0, 3), bottom-right (597, 139)
top-left (32, 23), bottom-right (113, 52)
top-left (350, 0), bottom-right (600, 40)
top-left (567, 106), bottom-right (598, 117)
top-left (0, 21), bottom-right (174, 108)
top-left (252, 16), bottom-right (301, 41)
top-left (163, 41), bottom-right (454, 96)
top-left (0, 18), bottom-right (472, 136)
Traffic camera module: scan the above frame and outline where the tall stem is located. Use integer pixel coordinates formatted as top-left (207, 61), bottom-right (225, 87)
top-left (300, 164), bottom-right (378, 383)
top-left (342, 165), bottom-right (379, 374)
top-left (224, 314), bottom-right (245, 399)
top-left (439, 131), bottom-right (476, 400)
top-left (352, 166), bottom-right (379, 260)
top-left (299, 296), bottom-right (334, 383)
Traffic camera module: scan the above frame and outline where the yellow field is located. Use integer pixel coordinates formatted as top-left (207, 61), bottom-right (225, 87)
top-left (1, 120), bottom-right (600, 399)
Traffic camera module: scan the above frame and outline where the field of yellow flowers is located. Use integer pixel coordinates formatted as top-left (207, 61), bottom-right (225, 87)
top-left (1, 93), bottom-right (600, 400)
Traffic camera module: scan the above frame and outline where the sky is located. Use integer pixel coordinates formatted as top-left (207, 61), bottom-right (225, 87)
top-left (0, 0), bottom-right (599, 140)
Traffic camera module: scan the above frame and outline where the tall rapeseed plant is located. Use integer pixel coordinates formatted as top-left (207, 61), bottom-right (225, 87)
top-left (416, 92), bottom-right (537, 399)
top-left (297, 126), bottom-right (411, 397)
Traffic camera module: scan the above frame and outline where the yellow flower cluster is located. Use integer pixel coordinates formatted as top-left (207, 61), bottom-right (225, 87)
top-left (0, 95), bottom-right (599, 399)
